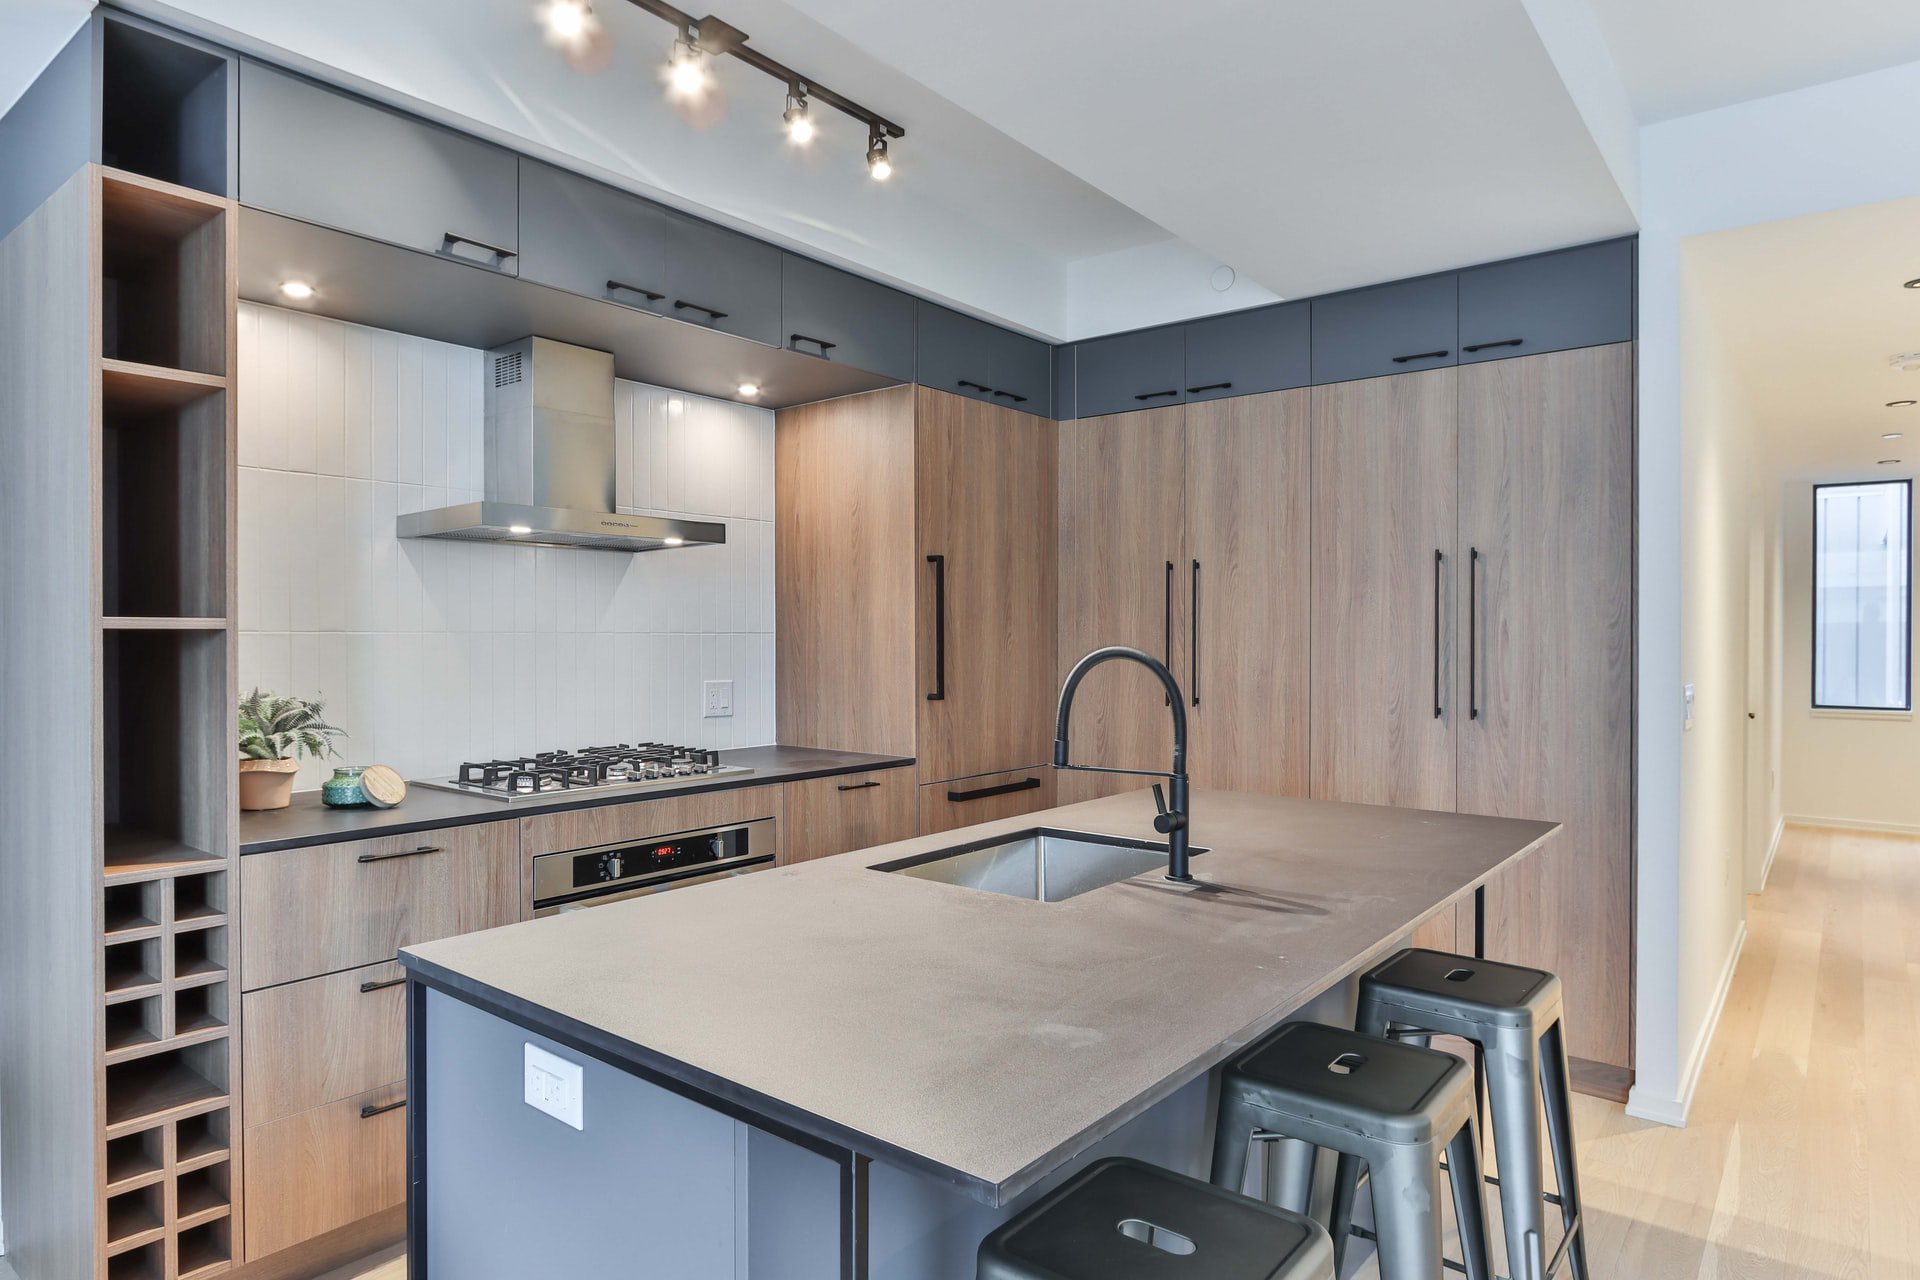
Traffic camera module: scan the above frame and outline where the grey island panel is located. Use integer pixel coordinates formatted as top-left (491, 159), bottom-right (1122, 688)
top-left (404, 787), bottom-right (1556, 1204)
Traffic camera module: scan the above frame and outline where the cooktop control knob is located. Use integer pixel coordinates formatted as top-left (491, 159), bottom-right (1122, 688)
top-left (600, 851), bottom-right (624, 881)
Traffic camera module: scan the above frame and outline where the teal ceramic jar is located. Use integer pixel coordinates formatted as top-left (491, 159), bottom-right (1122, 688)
top-left (321, 765), bottom-right (370, 808)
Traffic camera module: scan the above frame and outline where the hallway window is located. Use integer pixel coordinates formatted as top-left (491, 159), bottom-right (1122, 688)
top-left (1814, 479), bottom-right (1912, 710)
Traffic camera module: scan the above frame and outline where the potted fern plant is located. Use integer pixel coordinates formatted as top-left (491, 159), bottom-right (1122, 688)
top-left (238, 688), bottom-right (345, 811)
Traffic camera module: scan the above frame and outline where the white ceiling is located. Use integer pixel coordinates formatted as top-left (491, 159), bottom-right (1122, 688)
top-left (1588, 0), bottom-right (1920, 123)
top-left (1689, 194), bottom-right (1920, 483)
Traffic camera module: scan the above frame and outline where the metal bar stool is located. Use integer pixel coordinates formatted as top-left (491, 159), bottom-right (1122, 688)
top-left (1210, 1021), bottom-right (1495, 1280)
top-left (1347, 949), bottom-right (1589, 1280)
top-left (979, 1157), bottom-right (1335, 1279)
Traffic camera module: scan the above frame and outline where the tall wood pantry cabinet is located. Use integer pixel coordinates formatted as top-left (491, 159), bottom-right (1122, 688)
top-left (776, 385), bottom-right (1061, 840)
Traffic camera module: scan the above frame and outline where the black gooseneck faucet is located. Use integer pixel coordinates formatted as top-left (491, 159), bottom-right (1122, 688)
top-left (1053, 645), bottom-right (1193, 883)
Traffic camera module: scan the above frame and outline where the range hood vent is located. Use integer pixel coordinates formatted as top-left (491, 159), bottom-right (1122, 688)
top-left (397, 336), bottom-right (724, 553)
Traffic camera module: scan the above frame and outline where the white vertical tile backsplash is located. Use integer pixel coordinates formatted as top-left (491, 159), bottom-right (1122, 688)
top-left (238, 303), bottom-right (779, 790)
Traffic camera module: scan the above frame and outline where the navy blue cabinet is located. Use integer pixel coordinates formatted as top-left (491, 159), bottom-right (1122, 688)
top-left (1183, 301), bottom-right (1311, 402)
top-left (917, 305), bottom-right (1052, 416)
top-left (239, 62), bottom-right (520, 274)
top-left (1073, 326), bottom-right (1187, 419)
top-left (990, 330), bottom-right (1052, 412)
top-left (519, 160), bottom-right (668, 316)
top-left (781, 255), bottom-right (916, 381)
top-left (1310, 275), bottom-right (1459, 386)
top-left (658, 209), bottom-right (781, 347)
top-left (1457, 238), bottom-right (1633, 363)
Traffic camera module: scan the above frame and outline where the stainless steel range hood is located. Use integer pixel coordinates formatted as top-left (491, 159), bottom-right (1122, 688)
top-left (396, 336), bottom-right (725, 553)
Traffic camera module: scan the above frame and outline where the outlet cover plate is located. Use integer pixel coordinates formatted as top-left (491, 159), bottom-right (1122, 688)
top-left (704, 679), bottom-right (733, 718)
top-left (524, 1043), bottom-right (584, 1130)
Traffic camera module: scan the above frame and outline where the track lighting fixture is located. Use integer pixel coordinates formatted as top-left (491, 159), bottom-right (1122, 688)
top-left (783, 89), bottom-right (814, 144)
top-left (570, 0), bottom-right (905, 177)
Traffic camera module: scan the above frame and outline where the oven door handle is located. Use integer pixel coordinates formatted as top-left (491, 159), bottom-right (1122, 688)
top-left (533, 853), bottom-right (776, 915)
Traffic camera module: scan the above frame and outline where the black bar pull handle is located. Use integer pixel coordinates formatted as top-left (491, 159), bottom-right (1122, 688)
top-left (836, 779), bottom-right (882, 792)
top-left (1186, 382), bottom-right (1233, 395)
top-left (607, 279), bottom-right (665, 303)
top-left (1135, 389), bottom-right (1180, 402)
top-left (360, 1098), bottom-right (407, 1119)
top-left (1163, 560), bottom-right (1175, 706)
top-left (442, 231), bottom-right (516, 261)
top-left (947, 776), bottom-right (1042, 803)
top-left (357, 845), bottom-right (444, 865)
top-left (1392, 349), bottom-right (1451, 365)
top-left (1190, 559), bottom-right (1201, 707)
top-left (1469, 547), bottom-right (1480, 721)
top-left (1432, 549), bottom-right (1444, 719)
top-left (360, 975), bottom-right (405, 993)
top-left (992, 389), bottom-right (1029, 403)
top-left (957, 379), bottom-right (993, 394)
top-left (790, 332), bottom-right (839, 355)
top-left (926, 554), bottom-right (947, 702)
top-left (1462, 338), bottom-right (1523, 354)
top-left (673, 299), bottom-right (730, 321)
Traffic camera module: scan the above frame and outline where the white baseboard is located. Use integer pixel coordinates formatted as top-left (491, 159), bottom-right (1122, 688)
top-left (1625, 919), bottom-right (1747, 1128)
top-left (1784, 813), bottom-right (1920, 838)
top-left (1758, 816), bottom-right (1785, 890)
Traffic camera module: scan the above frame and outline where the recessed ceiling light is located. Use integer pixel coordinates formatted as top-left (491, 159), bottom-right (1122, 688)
top-left (662, 536), bottom-right (685, 546)
top-left (1884, 432), bottom-right (1905, 440)
top-left (1906, 278), bottom-right (1920, 289)
top-left (736, 381), bottom-right (760, 397)
top-left (1889, 400), bottom-right (1918, 407)
top-left (508, 524), bottom-right (533, 534)
top-left (278, 280), bottom-right (315, 300)
top-left (1880, 459), bottom-right (1903, 466)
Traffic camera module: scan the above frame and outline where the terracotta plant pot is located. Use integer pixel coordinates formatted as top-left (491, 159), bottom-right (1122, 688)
top-left (239, 758), bottom-right (300, 811)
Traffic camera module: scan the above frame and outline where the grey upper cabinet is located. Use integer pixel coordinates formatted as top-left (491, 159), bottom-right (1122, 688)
top-left (917, 305), bottom-right (1052, 416)
top-left (1184, 301), bottom-right (1311, 402)
top-left (1457, 238), bottom-right (1633, 364)
top-left (782, 255), bottom-right (916, 381)
top-left (238, 61), bottom-right (519, 273)
top-left (1073, 326), bottom-right (1187, 419)
top-left (658, 210), bottom-right (781, 346)
top-left (518, 160), bottom-right (668, 316)
top-left (1052, 345), bottom-right (1077, 422)
top-left (1310, 274), bottom-right (1459, 385)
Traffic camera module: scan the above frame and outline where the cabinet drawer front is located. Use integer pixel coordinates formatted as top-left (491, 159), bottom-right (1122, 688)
top-left (918, 769), bottom-right (1056, 837)
top-left (1310, 274), bottom-right (1459, 385)
top-left (916, 303), bottom-right (997, 405)
top-left (660, 209), bottom-right (781, 346)
top-left (244, 1084), bottom-right (406, 1262)
top-left (782, 769), bottom-right (918, 864)
top-left (1184, 301), bottom-right (1311, 402)
top-left (1457, 239), bottom-right (1632, 363)
top-left (240, 822), bottom-right (518, 991)
top-left (988, 329), bottom-right (1053, 417)
top-left (243, 959), bottom-right (405, 1128)
top-left (518, 159), bottom-right (668, 314)
top-left (782, 254), bottom-right (916, 381)
top-left (1073, 327), bottom-right (1187, 419)
top-left (239, 62), bottom-right (519, 270)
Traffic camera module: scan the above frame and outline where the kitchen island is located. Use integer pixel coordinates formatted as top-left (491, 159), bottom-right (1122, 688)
top-left (399, 787), bottom-right (1556, 1278)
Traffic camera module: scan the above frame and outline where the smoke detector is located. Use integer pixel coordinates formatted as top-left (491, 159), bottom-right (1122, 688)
top-left (1892, 351), bottom-right (1920, 372)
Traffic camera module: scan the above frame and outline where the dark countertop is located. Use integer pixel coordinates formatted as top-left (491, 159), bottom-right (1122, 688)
top-left (403, 788), bottom-right (1557, 1206)
top-left (238, 745), bottom-right (914, 854)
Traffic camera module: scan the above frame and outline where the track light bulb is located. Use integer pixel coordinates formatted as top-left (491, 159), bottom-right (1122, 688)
top-left (784, 93), bottom-right (814, 144)
top-left (540, 0), bottom-right (592, 40)
top-left (667, 38), bottom-right (709, 97)
top-left (867, 133), bottom-right (892, 181)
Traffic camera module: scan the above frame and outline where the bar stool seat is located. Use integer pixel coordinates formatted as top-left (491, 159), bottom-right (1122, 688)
top-left (978, 1157), bottom-right (1334, 1280)
top-left (1210, 1021), bottom-right (1494, 1280)
top-left (1353, 949), bottom-right (1590, 1280)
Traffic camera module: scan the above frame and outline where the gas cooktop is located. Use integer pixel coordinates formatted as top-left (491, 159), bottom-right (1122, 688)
top-left (415, 744), bottom-right (752, 803)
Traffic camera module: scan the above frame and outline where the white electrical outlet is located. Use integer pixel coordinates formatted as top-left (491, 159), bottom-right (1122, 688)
top-left (524, 1043), bottom-right (584, 1130)
top-left (703, 679), bottom-right (734, 718)
top-left (1683, 682), bottom-right (1696, 731)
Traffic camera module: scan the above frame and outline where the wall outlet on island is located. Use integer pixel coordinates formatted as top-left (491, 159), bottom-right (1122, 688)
top-left (704, 679), bottom-right (734, 718)
top-left (524, 1043), bottom-right (584, 1130)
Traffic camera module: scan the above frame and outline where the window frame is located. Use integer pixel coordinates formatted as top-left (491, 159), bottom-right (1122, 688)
top-left (1811, 477), bottom-right (1914, 712)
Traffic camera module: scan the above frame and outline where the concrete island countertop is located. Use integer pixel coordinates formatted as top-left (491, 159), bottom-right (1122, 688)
top-left (402, 788), bottom-right (1556, 1205)
top-left (238, 744), bottom-right (915, 853)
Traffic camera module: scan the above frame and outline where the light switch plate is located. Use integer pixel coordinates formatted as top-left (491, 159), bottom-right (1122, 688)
top-left (703, 679), bottom-right (733, 718)
top-left (524, 1043), bottom-right (583, 1130)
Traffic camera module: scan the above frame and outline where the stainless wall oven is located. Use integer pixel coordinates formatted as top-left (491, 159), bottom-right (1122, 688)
top-left (531, 817), bottom-right (777, 917)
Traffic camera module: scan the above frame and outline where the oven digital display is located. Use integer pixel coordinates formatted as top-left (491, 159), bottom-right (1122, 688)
top-left (573, 828), bottom-right (741, 888)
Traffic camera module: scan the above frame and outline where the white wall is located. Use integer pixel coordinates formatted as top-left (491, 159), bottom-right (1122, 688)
top-left (1779, 478), bottom-right (1920, 830)
top-left (1634, 57), bottom-right (1920, 1123)
top-left (236, 303), bottom-right (776, 791)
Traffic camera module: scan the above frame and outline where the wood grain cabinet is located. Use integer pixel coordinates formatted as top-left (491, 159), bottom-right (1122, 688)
top-left (777, 385), bottom-right (1058, 815)
top-left (242, 1083), bottom-right (406, 1261)
top-left (918, 769), bottom-right (1057, 837)
top-left (782, 768), bottom-right (918, 863)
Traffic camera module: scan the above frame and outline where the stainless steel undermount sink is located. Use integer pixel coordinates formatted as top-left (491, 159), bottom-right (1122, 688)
top-left (874, 828), bottom-right (1207, 903)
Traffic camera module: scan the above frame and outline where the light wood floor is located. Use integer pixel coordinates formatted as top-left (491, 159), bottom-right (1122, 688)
top-left (1, 823), bottom-right (1904, 1280)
